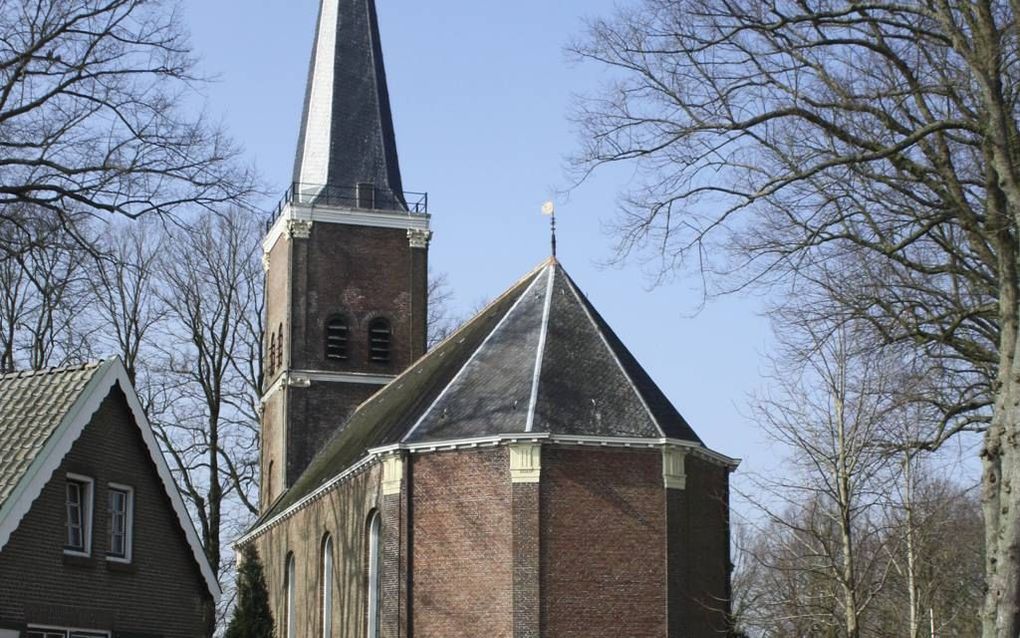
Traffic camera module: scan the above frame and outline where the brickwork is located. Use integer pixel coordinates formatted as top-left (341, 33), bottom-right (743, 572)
top-left (0, 388), bottom-right (214, 636)
top-left (262, 221), bottom-right (429, 493)
top-left (254, 463), bottom-right (385, 638)
top-left (284, 381), bottom-right (379, 488)
top-left (511, 482), bottom-right (540, 638)
top-left (540, 447), bottom-right (667, 638)
top-left (411, 448), bottom-right (513, 638)
top-left (291, 223), bottom-right (424, 372)
top-left (670, 456), bottom-right (731, 636)
top-left (379, 492), bottom-right (403, 638)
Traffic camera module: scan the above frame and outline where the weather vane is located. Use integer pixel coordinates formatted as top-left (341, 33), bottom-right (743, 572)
top-left (541, 201), bottom-right (557, 258)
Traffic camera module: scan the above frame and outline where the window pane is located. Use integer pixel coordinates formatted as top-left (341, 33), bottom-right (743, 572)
top-left (108, 488), bottom-right (129, 558)
top-left (66, 481), bottom-right (83, 550)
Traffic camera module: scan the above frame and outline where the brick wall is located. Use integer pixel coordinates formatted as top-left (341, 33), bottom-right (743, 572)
top-left (291, 223), bottom-right (424, 373)
top-left (253, 463), bottom-right (385, 638)
top-left (411, 448), bottom-right (513, 638)
top-left (283, 382), bottom-right (379, 487)
top-left (671, 456), bottom-right (731, 636)
top-left (0, 387), bottom-right (214, 637)
top-left (262, 221), bottom-right (428, 490)
top-left (540, 447), bottom-right (667, 638)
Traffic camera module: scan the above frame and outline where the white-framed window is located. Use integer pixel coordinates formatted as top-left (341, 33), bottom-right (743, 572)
top-left (106, 483), bottom-right (134, 562)
top-left (26, 626), bottom-right (109, 638)
top-left (322, 534), bottom-right (334, 637)
top-left (286, 552), bottom-right (296, 638)
top-left (367, 511), bottom-right (381, 638)
top-left (64, 474), bottom-right (94, 557)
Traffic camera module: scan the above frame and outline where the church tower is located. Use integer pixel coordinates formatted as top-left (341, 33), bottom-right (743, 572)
top-left (259, 0), bottom-right (430, 510)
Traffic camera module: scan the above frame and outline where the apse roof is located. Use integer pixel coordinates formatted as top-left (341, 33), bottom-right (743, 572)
top-left (264, 259), bottom-right (705, 519)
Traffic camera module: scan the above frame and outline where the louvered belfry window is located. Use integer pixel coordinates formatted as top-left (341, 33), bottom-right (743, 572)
top-left (326, 315), bottom-right (350, 360)
top-left (369, 318), bottom-right (391, 363)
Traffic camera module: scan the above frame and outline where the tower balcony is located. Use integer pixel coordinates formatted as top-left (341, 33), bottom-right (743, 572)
top-left (267, 182), bottom-right (429, 232)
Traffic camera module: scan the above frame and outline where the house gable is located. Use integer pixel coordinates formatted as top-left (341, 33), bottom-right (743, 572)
top-left (0, 387), bottom-right (213, 636)
top-left (0, 359), bottom-right (219, 601)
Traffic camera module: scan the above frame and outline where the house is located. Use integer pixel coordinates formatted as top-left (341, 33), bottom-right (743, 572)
top-left (0, 359), bottom-right (220, 637)
top-left (236, 0), bottom-right (738, 636)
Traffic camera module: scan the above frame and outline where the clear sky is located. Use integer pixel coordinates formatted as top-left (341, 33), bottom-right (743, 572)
top-left (180, 0), bottom-right (775, 472)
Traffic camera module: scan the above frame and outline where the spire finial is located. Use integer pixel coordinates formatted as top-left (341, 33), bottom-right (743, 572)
top-left (542, 201), bottom-right (557, 258)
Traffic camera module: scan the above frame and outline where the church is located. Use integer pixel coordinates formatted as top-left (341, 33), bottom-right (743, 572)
top-left (236, 0), bottom-right (738, 636)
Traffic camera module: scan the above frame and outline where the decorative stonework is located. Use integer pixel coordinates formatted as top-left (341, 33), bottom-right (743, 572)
top-left (662, 447), bottom-right (687, 490)
top-left (287, 219), bottom-right (313, 239)
top-left (284, 374), bottom-right (311, 388)
top-left (407, 228), bottom-right (432, 249)
top-left (262, 251), bottom-right (271, 273)
top-left (381, 454), bottom-right (404, 496)
top-left (509, 442), bottom-right (542, 483)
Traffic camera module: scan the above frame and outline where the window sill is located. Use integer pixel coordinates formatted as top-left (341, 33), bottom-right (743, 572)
top-left (105, 557), bottom-right (136, 574)
top-left (62, 552), bottom-right (92, 567)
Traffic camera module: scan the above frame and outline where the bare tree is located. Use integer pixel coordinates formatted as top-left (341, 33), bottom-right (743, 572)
top-left (571, 2), bottom-right (1020, 632)
top-left (152, 208), bottom-right (263, 582)
top-left (743, 324), bottom-right (896, 637)
top-left (427, 269), bottom-right (458, 349)
top-left (0, 209), bottom-right (94, 371)
top-left (0, 0), bottom-right (254, 256)
top-left (87, 219), bottom-right (165, 385)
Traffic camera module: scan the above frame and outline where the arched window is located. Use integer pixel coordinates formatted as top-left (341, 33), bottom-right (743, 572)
top-left (326, 315), bottom-right (350, 360)
top-left (368, 318), bottom-right (391, 364)
top-left (285, 552), bottom-right (296, 638)
top-left (266, 460), bottom-right (274, 503)
top-left (268, 332), bottom-right (277, 375)
top-left (321, 535), bottom-right (334, 637)
top-left (276, 323), bottom-right (284, 370)
top-left (367, 512), bottom-right (382, 638)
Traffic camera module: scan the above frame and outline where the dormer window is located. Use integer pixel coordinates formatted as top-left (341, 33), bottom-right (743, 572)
top-left (368, 318), bottom-right (391, 363)
top-left (326, 316), bottom-right (350, 360)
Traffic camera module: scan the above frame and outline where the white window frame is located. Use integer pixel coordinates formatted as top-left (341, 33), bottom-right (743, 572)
top-left (286, 553), bottom-right (296, 638)
top-left (106, 483), bottom-right (134, 563)
top-left (322, 535), bottom-right (334, 637)
top-left (63, 473), bottom-right (94, 557)
top-left (367, 512), bottom-right (381, 638)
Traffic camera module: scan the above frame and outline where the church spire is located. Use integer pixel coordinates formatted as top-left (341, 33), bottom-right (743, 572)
top-left (293, 0), bottom-right (404, 202)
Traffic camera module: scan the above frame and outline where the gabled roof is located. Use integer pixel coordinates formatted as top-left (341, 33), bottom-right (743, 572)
top-left (0, 359), bottom-right (221, 600)
top-left (262, 259), bottom-right (706, 521)
top-left (293, 0), bottom-right (404, 198)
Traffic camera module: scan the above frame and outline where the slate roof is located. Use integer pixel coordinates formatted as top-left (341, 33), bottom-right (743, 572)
top-left (0, 362), bottom-right (106, 508)
top-left (292, 0), bottom-right (405, 200)
top-left (263, 259), bottom-right (705, 520)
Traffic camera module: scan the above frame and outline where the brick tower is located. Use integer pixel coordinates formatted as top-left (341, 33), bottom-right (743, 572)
top-left (259, 0), bottom-right (430, 510)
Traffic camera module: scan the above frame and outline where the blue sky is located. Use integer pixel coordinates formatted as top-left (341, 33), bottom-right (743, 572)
top-left (181, 0), bottom-right (774, 471)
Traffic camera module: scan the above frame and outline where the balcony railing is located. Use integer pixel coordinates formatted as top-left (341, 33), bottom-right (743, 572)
top-left (267, 182), bottom-right (428, 230)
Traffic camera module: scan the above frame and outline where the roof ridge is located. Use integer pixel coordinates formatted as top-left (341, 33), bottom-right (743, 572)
top-left (557, 268), bottom-right (667, 438)
top-left (0, 360), bottom-right (105, 382)
top-left (524, 265), bottom-right (555, 433)
top-left (344, 259), bottom-right (554, 421)
top-left (400, 262), bottom-right (551, 442)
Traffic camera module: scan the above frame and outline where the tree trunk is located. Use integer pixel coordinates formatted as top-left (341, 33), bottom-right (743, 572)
top-left (983, 208), bottom-right (1020, 636)
top-left (904, 456), bottom-right (920, 638)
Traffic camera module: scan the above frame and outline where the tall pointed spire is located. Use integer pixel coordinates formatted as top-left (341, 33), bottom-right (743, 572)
top-left (293, 0), bottom-right (404, 204)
